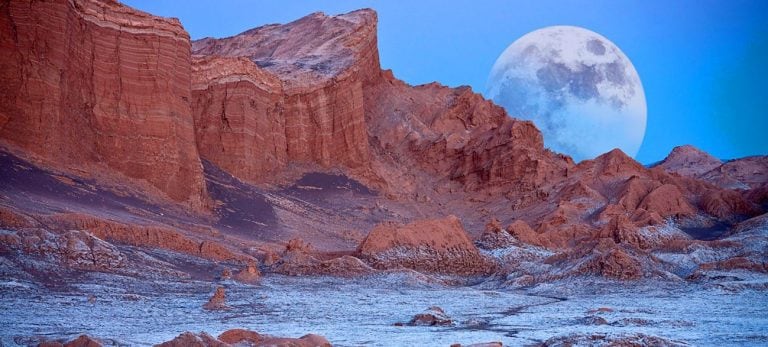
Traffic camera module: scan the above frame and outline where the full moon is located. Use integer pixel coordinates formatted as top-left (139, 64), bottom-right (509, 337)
top-left (486, 26), bottom-right (647, 162)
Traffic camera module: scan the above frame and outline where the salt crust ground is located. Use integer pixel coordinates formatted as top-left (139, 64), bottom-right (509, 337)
top-left (1, 271), bottom-right (767, 346)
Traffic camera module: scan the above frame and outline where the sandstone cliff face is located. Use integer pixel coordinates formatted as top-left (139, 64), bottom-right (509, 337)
top-left (191, 56), bottom-right (287, 181)
top-left (0, 0), bottom-right (206, 208)
top-left (190, 10), bottom-right (380, 183)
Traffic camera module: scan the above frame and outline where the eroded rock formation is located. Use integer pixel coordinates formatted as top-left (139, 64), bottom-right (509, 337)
top-left (0, 0), bottom-right (766, 286)
top-left (202, 286), bottom-right (228, 310)
top-left (0, 0), bottom-right (207, 208)
top-left (358, 216), bottom-right (496, 275)
top-left (190, 10), bottom-right (380, 184)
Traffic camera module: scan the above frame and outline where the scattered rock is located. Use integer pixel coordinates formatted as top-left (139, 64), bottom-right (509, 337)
top-left (233, 260), bottom-right (261, 284)
top-left (122, 294), bottom-right (143, 301)
top-left (220, 268), bottom-right (232, 280)
top-left (464, 318), bottom-right (490, 329)
top-left (579, 315), bottom-right (608, 325)
top-left (587, 307), bottom-right (614, 314)
top-left (536, 333), bottom-right (685, 347)
top-left (450, 343), bottom-right (502, 347)
top-left (505, 220), bottom-right (541, 247)
top-left (591, 248), bottom-right (644, 280)
top-left (543, 240), bottom-right (647, 281)
top-left (262, 250), bottom-right (280, 267)
top-left (285, 238), bottom-right (313, 254)
top-left (408, 306), bottom-right (453, 326)
top-left (202, 287), bottom-right (228, 310)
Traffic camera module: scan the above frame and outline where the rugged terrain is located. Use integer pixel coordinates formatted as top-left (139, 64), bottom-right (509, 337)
top-left (1, 0), bottom-right (767, 346)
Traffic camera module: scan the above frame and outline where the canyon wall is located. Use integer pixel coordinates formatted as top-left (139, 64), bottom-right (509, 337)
top-left (190, 9), bottom-right (380, 183)
top-left (0, 0), bottom-right (206, 208)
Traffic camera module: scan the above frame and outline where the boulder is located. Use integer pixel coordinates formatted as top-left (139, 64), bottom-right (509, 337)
top-left (202, 287), bottom-right (228, 310)
top-left (408, 306), bottom-right (453, 326)
top-left (233, 261), bottom-right (261, 284)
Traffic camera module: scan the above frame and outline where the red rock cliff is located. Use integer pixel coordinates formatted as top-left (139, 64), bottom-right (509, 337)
top-left (0, 0), bottom-right (206, 208)
top-left (364, 74), bottom-right (572, 196)
top-left (188, 9), bottom-right (569, 196)
top-left (191, 9), bottom-right (380, 183)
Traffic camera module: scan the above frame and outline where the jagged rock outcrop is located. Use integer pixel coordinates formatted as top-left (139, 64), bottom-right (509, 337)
top-left (543, 239), bottom-right (647, 280)
top-left (190, 9), bottom-right (380, 184)
top-left (270, 238), bottom-right (375, 276)
top-left (2, 229), bottom-right (125, 270)
top-left (364, 73), bottom-right (571, 196)
top-left (188, 8), bottom-right (573, 197)
top-left (40, 213), bottom-right (245, 262)
top-left (517, 149), bottom-right (760, 253)
top-left (0, 0), bottom-right (207, 208)
top-left (358, 216), bottom-right (496, 275)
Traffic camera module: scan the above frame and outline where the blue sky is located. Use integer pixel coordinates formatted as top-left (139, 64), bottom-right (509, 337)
top-left (124, 0), bottom-right (767, 163)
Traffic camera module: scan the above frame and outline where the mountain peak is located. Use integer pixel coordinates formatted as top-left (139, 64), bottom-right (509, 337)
top-left (191, 8), bottom-right (379, 91)
top-left (656, 144), bottom-right (722, 178)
